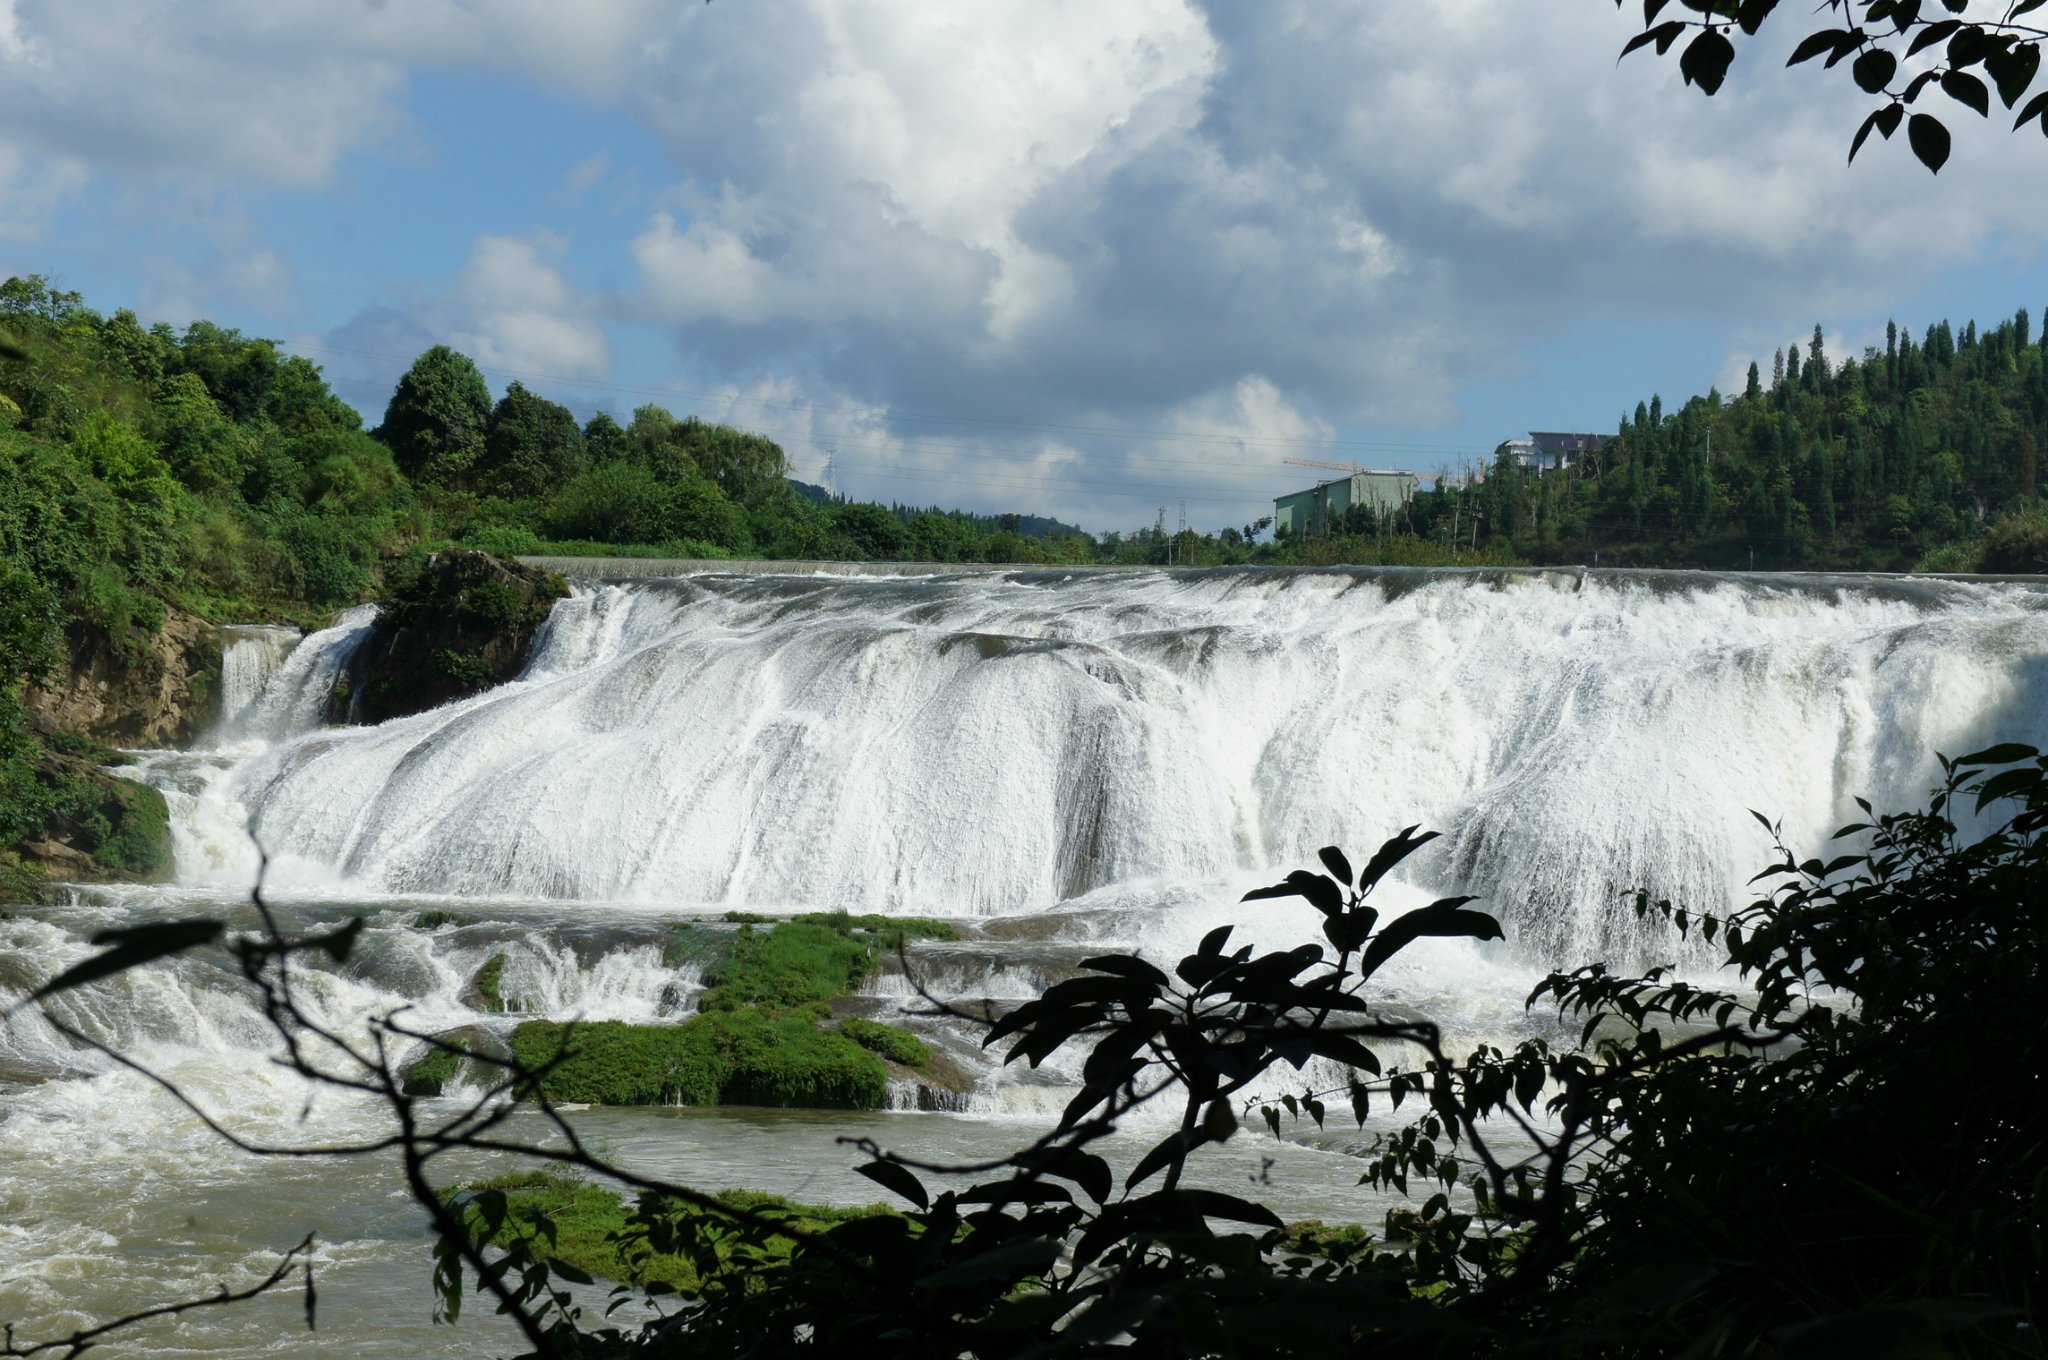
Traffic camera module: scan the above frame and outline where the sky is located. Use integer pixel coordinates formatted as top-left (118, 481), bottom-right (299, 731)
top-left (6, 1), bottom-right (2048, 534)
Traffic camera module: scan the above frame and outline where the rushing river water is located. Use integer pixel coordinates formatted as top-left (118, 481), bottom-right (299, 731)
top-left (5, 565), bottom-right (2047, 1355)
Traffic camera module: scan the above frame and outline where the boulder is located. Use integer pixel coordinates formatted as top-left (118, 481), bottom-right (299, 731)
top-left (340, 551), bottom-right (568, 723)
top-left (15, 745), bottom-right (172, 883)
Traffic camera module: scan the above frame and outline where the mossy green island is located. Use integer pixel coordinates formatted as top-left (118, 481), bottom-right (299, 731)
top-left (401, 914), bottom-right (962, 1111)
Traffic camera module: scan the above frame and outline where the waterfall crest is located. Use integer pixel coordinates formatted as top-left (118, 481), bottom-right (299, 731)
top-left (171, 569), bottom-right (2048, 962)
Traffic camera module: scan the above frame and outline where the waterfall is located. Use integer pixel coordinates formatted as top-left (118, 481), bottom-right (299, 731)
top-left (10, 567), bottom-right (2048, 1350)
top-left (216, 625), bottom-right (301, 731)
top-left (213, 605), bottom-right (377, 745)
top-left (166, 568), bottom-right (2048, 965)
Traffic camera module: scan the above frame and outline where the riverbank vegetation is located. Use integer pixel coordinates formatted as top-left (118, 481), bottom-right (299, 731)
top-left (442, 747), bottom-right (2048, 1356)
top-left (1448, 314), bottom-right (2048, 572)
top-left (445, 1171), bottom-right (895, 1297)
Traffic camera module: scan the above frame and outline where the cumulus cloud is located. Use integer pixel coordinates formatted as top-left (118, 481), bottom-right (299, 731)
top-left (448, 232), bottom-right (610, 381)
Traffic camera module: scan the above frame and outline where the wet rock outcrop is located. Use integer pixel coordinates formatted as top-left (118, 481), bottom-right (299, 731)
top-left (12, 739), bottom-right (172, 885)
top-left (338, 551), bottom-right (568, 724)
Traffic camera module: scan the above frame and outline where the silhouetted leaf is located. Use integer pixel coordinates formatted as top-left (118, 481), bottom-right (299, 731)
top-left (1853, 47), bottom-right (1898, 93)
top-left (1126, 1129), bottom-right (1203, 1190)
top-left (17, 919), bottom-right (224, 1010)
top-left (1308, 847), bottom-right (1349, 889)
top-left (1911, 111), bottom-right (1952, 169)
top-left (1622, 20), bottom-right (1688, 59)
top-left (1309, 1030), bottom-right (1385, 1075)
top-left (1851, 102), bottom-right (1905, 161)
top-left (1025, 1148), bottom-right (1113, 1204)
top-left (855, 1159), bottom-right (929, 1210)
top-left (1176, 1189), bottom-right (1285, 1229)
top-left (1987, 41), bottom-right (2040, 107)
top-left (1942, 69), bottom-right (1990, 115)
top-left (548, 1257), bottom-right (596, 1285)
top-left (1355, 826), bottom-right (1439, 895)
top-left (1080, 955), bottom-right (1170, 987)
top-left (1909, 18), bottom-right (1963, 56)
top-left (1289, 870), bottom-right (1344, 917)
top-left (1359, 897), bottom-right (1501, 981)
top-left (1956, 742), bottom-right (2038, 766)
top-left (1787, 28), bottom-right (1856, 66)
top-left (1681, 27), bottom-right (1736, 93)
top-left (920, 1237), bottom-right (1061, 1289)
top-left (1973, 767), bottom-right (2040, 811)
top-left (1324, 910), bottom-right (1376, 953)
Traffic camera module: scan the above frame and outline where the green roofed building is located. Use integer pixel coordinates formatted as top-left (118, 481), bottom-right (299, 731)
top-left (1273, 470), bottom-right (1418, 538)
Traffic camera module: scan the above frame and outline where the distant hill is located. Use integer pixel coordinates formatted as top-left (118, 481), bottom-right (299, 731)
top-left (783, 481), bottom-right (1087, 541)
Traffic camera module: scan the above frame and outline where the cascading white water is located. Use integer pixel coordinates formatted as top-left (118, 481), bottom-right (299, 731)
top-left (216, 626), bottom-right (300, 733)
top-left (177, 568), bottom-right (2048, 963)
top-left (214, 605), bottom-right (377, 745)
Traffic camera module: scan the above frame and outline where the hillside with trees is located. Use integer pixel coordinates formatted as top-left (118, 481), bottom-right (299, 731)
top-left (1422, 312), bottom-right (2048, 573)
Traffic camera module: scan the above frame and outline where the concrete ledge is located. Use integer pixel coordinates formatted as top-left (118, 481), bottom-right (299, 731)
top-left (517, 556), bottom-right (1137, 581)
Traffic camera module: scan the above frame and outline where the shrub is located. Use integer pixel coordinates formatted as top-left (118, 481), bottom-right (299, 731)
top-left (1977, 506), bottom-right (2048, 573)
top-left (448, 1170), bottom-right (893, 1293)
top-left (508, 1019), bottom-right (725, 1106)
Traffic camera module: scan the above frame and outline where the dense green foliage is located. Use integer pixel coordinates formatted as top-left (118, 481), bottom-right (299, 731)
top-left (507, 1013), bottom-right (888, 1110)
top-left (1437, 312), bottom-right (2048, 570)
top-left (698, 921), bottom-right (885, 1013)
top-left (348, 549), bottom-right (568, 723)
top-left (471, 952), bottom-right (513, 1013)
top-left (838, 1016), bottom-right (933, 1068)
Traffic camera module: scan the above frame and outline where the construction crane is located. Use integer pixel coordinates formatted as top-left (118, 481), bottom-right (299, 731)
top-left (1282, 456), bottom-right (1422, 478)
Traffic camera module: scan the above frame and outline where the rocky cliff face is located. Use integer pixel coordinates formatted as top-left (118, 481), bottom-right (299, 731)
top-left (339, 551), bottom-right (568, 724)
top-left (24, 610), bottom-right (222, 747)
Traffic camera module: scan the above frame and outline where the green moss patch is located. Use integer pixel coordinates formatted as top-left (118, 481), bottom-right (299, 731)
top-left (508, 1012), bottom-right (888, 1110)
top-left (1277, 1219), bottom-right (1375, 1265)
top-left (402, 1045), bottom-right (464, 1098)
top-left (449, 1169), bottom-right (893, 1293)
top-left (695, 915), bottom-right (956, 1014)
top-left (400, 1026), bottom-right (501, 1097)
top-left (699, 922), bottom-right (876, 1013)
top-left (839, 1017), bottom-right (932, 1068)
top-left (723, 909), bottom-right (961, 943)
top-left (413, 909), bottom-right (475, 930)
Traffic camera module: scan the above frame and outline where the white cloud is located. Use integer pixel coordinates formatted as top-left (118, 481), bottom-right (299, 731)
top-left (448, 233), bottom-right (610, 382)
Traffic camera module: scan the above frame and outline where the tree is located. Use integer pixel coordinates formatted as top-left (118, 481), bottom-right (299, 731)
top-left (480, 381), bottom-right (587, 499)
top-left (1617, 1), bottom-right (2048, 173)
top-left (582, 410), bottom-right (628, 464)
top-left (376, 345), bottom-right (492, 488)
